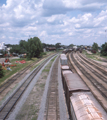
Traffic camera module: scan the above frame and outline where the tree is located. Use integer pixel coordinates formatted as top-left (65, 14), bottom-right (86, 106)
top-left (55, 43), bottom-right (61, 49)
top-left (10, 45), bottom-right (25, 54)
top-left (68, 44), bottom-right (74, 47)
top-left (19, 37), bottom-right (43, 59)
top-left (0, 65), bottom-right (4, 78)
top-left (101, 42), bottom-right (107, 56)
top-left (92, 42), bottom-right (98, 52)
top-left (0, 50), bottom-right (8, 57)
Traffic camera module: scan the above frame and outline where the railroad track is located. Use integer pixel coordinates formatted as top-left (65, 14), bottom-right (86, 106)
top-left (44, 56), bottom-right (60, 120)
top-left (66, 53), bottom-right (76, 73)
top-left (0, 54), bottom-right (53, 95)
top-left (76, 52), bottom-right (107, 83)
top-left (70, 52), bottom-right (107, 100)
top-left (0, 54), bottom-right (57, 120)
top-left (78, 52), bottom-right (107, 75)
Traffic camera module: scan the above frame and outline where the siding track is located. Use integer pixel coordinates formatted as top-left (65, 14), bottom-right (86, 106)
top-left (69, 52), bottom-right (107, 112)
top-left (44, 57), bottom-right (60, 120)
top-left (0, 54), bottom-right (56, 120)
top-left (0, 54), bottom-right (53, 95)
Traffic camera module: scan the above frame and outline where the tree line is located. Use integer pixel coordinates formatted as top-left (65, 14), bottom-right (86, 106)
top-left (6, 40), bottom-right (107, 57)
top-left (6, 37), bottom-right (64, 60)
top-left (92, 42), bottom-right (107, 56)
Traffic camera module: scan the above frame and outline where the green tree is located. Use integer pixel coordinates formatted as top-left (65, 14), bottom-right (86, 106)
top-left (92, 42), bottom-right (98, 52)
top-left (19, 37), bottom-right (43, 59)
top-left (68, 44), bottom-right (74, 47)
top-left (0, 65), bottom-right (4, 78)
top-left (55, 43), bottom-right (61, 49)
top-left (10, 45), bottom-right (25, 54)
top-left (101, 42), bottom-right (107, 56)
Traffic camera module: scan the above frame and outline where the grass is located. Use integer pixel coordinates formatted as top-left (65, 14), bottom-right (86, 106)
top-left (0, 58), bottom-right (38, 85)
top-left (82, 50), bottom-right (107, 61)
top-left (51, 56), bottom-right (57, 62)
top-left (0, 52), bottom-right (56, 85)
top-left (42, 68), bottom-right (49, 72)
top-left (40, 83), bottom-right (45, 88)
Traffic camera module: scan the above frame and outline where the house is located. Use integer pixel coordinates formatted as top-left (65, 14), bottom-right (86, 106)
top-left (0, 42), bottom-right (7, 51)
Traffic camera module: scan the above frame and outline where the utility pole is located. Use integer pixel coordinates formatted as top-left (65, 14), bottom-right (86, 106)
top-left (105, 30), bottom-right (107, 43)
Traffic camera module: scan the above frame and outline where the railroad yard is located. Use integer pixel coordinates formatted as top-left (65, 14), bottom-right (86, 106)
top-left (0, 51), bottom-right (107, 120)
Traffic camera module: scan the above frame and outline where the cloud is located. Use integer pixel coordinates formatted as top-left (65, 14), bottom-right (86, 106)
top-left (42, 0), bottom-right (106, 16)
top-left (0, 0), bottom-right (107, 45)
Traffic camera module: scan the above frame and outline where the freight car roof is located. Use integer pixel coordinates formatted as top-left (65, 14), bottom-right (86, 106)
top-left (62, 70), bottom-right (72, 75)
top-left (60, 56), bottom-right (67, 59)
top-left (61, 65), bottom-right (69, 70)
top-left (70, 92), bottom-right (107, 120)
top-left (63, 73), bottom-right (89, 92)
top-left (60, 54), bottom-right (66, 56)
top-left (60, 54), bottom-right (66, 58)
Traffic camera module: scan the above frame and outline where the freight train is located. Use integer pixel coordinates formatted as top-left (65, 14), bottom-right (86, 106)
top-left (60, 53), bottom-right (106, 120)
top-left (62, 48), bottom-right (82, 54)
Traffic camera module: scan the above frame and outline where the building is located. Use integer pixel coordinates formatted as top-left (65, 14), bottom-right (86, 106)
top-left (46, 47), bottom-right (56, 51)
top-left (0, 42), bottom-right (7, 51)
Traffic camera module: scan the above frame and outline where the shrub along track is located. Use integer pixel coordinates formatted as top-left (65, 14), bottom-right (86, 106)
top-left (0, 54), bottom-right (56, 120)
top-left (69, 52), bottom-right (107, 112)
top-left (0, 53), bottom-right (54, 96)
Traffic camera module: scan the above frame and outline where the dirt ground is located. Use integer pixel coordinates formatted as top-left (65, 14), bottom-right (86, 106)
top-left (86, 50), bottom-right (92, 54)
top-left (16, 59), bottom-right (54, 120)
top-left (0, 57), bottom-right (19, 64)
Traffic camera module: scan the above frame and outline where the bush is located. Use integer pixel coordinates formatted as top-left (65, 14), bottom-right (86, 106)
top-left (0, 65), bottom-right (4, 78)
top-left (42, 52), bottom-right (46, 55)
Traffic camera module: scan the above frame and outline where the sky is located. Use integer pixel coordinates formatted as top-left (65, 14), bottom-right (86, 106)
top-left (0, 0), bottom-right (107, 46)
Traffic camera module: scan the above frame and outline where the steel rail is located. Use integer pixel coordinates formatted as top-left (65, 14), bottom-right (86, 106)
top-left (78, 52), bottom-right (107, 75)
top-left (70, 52), bottom-right (107, 99)
top-left (0, 54), bottom-right (57, 120)
top-left (0, 54), bottom-right (53, 94)
top-left (76, 53), bottom-right (107, 83)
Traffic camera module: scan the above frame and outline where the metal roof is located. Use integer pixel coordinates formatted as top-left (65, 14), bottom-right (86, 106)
top-left (70, 92), bottom-right (106, 120)
top-left (61, 65), bottom-right (69, 70)
top-left (63, 73), bottom-right (89, 92)
top-left (62, 70), bottom-right (72, 75)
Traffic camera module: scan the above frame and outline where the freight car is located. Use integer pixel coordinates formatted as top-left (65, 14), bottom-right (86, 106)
top-left (60, 54), bottom-right (68, 65)
top-left (60, 54), bottom-right (71, 90)
top-left (62, 71), bottom-right (107, 120)
top-left (60, 55), bottom-right (106, 120)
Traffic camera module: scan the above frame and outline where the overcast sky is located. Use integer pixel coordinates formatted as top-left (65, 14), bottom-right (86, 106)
top-left (0, 0), bottom-right (107, 46)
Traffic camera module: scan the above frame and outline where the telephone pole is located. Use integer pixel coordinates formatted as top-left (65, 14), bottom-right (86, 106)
top-left (105, 30), bottom-right (107, 43)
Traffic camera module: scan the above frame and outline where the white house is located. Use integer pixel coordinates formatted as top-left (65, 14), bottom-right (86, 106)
top-left (0, 42), bottom-right (7, 51)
